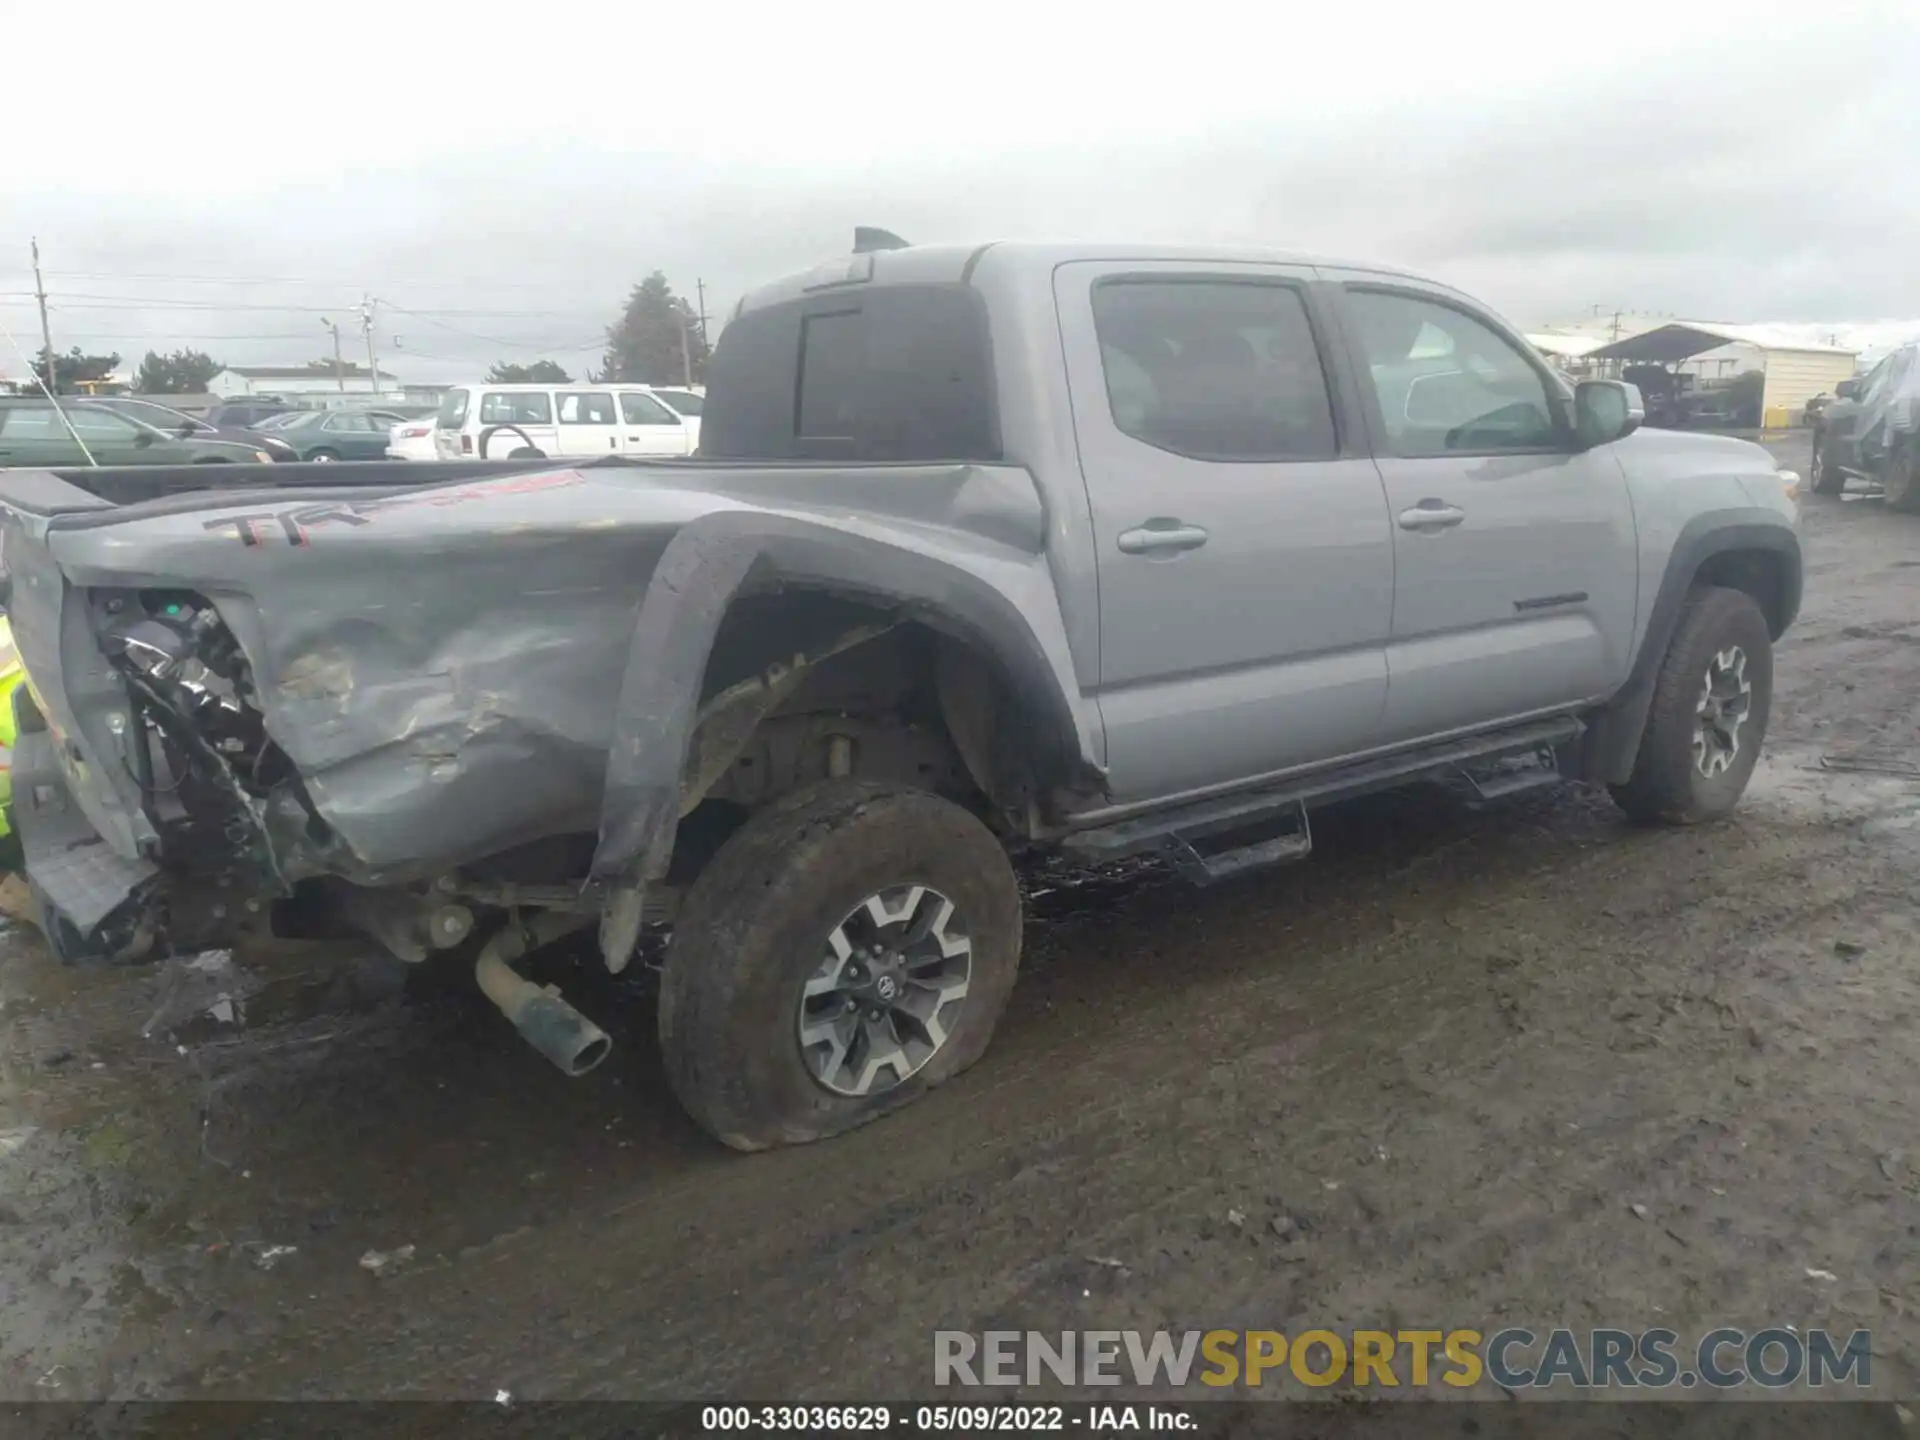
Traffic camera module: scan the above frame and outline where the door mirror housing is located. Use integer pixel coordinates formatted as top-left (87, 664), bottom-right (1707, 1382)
top-left (1574, 380), bottom-right (1643, 449)
top-left (1835, 378), bottom-right (1860, 400)
top-left (132, 430), bottom-right (156, 449)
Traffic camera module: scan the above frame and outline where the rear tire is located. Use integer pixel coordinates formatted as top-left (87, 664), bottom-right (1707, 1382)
top-left (308, 449), bottom-right (340, 463)
top-left (1883, 440), bottom-right (1920, 513)
top-left (658, 780), bottom-right (1022, 1151)
top-left (1610, 585), bottom-right (1773, 825)
top-left (1811, 436), bottom-right (1847, 495)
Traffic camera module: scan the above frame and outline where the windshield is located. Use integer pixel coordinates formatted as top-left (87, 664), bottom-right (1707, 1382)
top-left (254, 411), bottom-right (315, 431)
top-left (652, 388), bottom-right (703, 416)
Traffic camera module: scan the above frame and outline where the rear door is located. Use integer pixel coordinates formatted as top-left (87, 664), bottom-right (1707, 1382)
top-left (1327, 279), bottom-right (1638, 744)
top-left (554, 390), bottom-right (621, 457)
top-left (1056, 261), bottom-right (1395, 806)
top-left (618, 390), bottom-right (692, 455)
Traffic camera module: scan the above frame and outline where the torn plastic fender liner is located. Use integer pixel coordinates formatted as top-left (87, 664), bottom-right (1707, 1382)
top-left (588, 510), bottom-right (1103, 958)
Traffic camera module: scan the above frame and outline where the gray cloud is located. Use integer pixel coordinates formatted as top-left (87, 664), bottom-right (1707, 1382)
top-left (5, 20), bottom-right (1916, 379)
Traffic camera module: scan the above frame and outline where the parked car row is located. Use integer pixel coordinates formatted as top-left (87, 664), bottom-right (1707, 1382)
top-left (0, 397), bottom-right (293, 466)
top-left (0, 385), bottom-right (706, 470)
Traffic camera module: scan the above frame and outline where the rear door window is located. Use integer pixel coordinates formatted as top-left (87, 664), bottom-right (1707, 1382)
top-left (1089, 278), bottom-right (1338, 461)
top-left (437, 388), bottom-right (471, 428)
top-left (557, 392), bottom-right (617, 424)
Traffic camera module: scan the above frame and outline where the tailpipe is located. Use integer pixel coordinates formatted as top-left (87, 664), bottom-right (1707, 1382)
top-left (473, 912), bottom-right (612, 1077)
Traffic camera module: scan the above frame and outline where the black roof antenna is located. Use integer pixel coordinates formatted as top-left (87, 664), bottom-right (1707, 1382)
top-left (853, 227), bottom-right (910, 254)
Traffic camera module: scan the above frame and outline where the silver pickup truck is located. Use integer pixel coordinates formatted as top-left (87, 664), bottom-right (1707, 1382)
top-left (0, 236), bottom-right (1802, 1151)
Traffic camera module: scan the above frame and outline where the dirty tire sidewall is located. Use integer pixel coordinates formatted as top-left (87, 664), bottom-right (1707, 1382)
top-left (1610, 585), bottom-right (1773, 825)
top-left (1812, 438), bottom-right (1846, 496)
top-left (659, 781), bottom-right (1022, 1151)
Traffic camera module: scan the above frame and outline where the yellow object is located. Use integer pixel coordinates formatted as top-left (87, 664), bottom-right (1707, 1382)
top-left (1763, 406), bottom-right (1792, 430)
top-left (0, 616), bottom-right (24, 845)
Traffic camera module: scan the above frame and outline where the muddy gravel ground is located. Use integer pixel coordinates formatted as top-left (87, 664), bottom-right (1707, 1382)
top-left (4, 434), bottom-right (1920, 1407)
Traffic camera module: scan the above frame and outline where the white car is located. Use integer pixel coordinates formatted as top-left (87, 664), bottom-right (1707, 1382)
top-left (431, 383), bottom-right (696, 461)
top-left (386, 416), bottom-right (439, 461)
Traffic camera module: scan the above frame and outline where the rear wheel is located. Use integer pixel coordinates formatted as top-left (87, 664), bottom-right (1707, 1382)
top-left (658, 780), bottom-right (1022, 1151)
top-left (1883, 440), bottom-right (1920, 513)
top-left (1811, 435), bottom-right (1847, 495)
top-left (1610, 585), bottom-right (1773, 825)
top-left (308, 449), bottom-right (340, 463)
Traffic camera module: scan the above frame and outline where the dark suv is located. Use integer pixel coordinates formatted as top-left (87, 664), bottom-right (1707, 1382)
top-left (206, 399), bottom-right (295, 429)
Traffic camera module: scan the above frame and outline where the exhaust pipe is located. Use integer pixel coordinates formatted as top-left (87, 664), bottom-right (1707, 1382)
top-left (473, 912), bottom-right (612, 1077)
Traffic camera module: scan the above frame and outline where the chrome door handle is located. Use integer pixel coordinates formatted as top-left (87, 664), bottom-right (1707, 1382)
top-left (1397, 501), bottom-right (1466, 531)
top-left (1117, 522), bottom-right (1210, 555)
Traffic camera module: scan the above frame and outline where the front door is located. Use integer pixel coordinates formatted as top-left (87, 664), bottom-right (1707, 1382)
top-left (618, 390), bottom-right (692, 456)
top-left (1328, 280), bottom-right (1638, 744)
top-left (1055, 261), bottom-right (1396, 807)
top-left (554, 391), bottom-right (622, 457)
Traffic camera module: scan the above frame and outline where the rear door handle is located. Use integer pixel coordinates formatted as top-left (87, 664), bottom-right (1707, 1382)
top-left (1117, 521), bottom-right (1210, 555)
top-left (1397, 501), bottom-right (1466, 532)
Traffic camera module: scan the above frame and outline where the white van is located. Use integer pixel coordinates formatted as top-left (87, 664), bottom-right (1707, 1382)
top-left (432, 383), bottom-right (697, 461)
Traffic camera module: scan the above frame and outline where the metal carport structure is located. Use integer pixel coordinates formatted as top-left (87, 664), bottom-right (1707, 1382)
top-left (1587, 323), bottom-right (1857, 425)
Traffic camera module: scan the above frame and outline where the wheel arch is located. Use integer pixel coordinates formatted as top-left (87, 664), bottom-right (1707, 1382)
top-left (590, 511), bottom-right (1103, 893)
top-left (1581, 512), bottom-right (1801, 786)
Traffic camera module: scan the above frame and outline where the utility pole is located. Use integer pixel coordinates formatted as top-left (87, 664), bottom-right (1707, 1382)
top-left (676, 308), bottom-right (693, 387)
top-left (321, 319), bottom-right (347, 393)
top-left (359, 298), bottom-right (380, 396)
top-left (30, 238), bottom-right (56, 392)
top-left (695, 278), bottom-right (710, 349)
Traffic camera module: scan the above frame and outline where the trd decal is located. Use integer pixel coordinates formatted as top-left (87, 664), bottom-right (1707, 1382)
top-left (202, 471), bottom-right (584, 547)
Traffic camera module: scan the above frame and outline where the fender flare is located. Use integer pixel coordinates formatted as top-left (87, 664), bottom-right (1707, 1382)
top-left (1581, 510), bottom-right (1802, 785)
top-left (589, 510), bottom-right (1099, 888)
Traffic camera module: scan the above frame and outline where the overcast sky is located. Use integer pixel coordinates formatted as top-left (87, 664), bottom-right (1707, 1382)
top-left (3, 0), bottom-right (1916, 381)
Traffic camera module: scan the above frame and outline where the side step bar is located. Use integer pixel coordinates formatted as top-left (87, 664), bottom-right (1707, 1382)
top-left (1064, 717), bottom-right (1583, 879)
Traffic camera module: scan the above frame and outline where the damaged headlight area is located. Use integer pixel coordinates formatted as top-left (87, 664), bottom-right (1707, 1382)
top-left (91, 588), bottom-right (305, 892)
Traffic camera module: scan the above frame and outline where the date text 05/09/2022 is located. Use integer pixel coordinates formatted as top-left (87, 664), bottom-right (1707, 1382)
top-left (700, 1405), bottom-right (1192, 1432)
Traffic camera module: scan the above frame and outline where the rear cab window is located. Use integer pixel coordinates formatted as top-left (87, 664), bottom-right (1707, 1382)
top-left (700, 284), bottom-right (1000, 462)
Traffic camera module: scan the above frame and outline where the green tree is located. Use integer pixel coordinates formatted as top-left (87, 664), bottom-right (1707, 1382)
top-left (30, 346), bottom-right (121, 394)
top-left (134, 348), bottom-right (223, 394)
top-left (485, 359), bottom-right (573, 384)
top-left (600, 271), bottom-right (708, 386)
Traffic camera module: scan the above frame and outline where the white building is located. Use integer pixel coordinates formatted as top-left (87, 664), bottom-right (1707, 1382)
top-left (210, 364), bottom-right (404, 405)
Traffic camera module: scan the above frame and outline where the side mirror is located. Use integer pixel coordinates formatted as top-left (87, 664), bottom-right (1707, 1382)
top-left (1574, 380), bottom-right (1643, 449)
top-left (132, 431), bottom-right (156, 449)
top-left (1835, 378), bottom-right (1860, 400)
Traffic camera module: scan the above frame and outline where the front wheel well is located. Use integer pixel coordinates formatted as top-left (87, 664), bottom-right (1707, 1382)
top-left (1692, 547), bottom-right (1793, 638)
